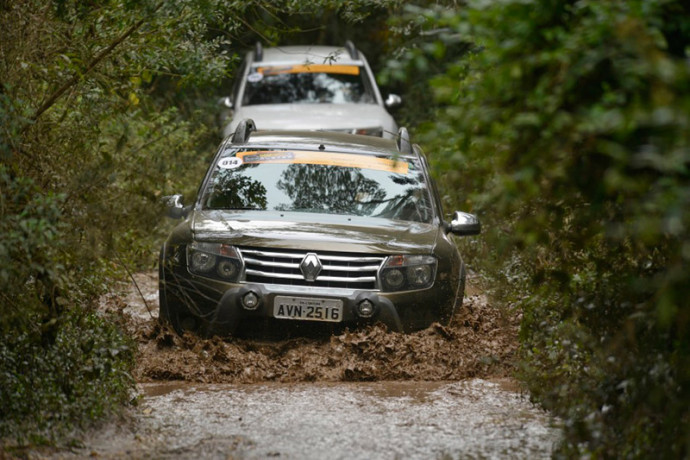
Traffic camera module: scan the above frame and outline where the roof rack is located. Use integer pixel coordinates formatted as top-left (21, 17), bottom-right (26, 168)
top-left (396, 127), bottom-right (412, 155)
top-left (254, 42), bottom-right (263, 62)
top-left (344, 40), bottom-right (359, 60)
top-left (232, 118), bottom-right (256, 143)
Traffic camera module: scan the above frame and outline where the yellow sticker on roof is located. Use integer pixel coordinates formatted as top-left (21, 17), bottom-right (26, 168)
top-left (235, 150), bottom-right (409, 174)
top-left (257, 64), bottom-right (360, 76)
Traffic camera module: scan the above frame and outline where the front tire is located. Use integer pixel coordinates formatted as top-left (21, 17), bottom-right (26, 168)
top-left (158, 245), bottom-right (184, 335)
top-left (439, 263), bottom-right (467, 326)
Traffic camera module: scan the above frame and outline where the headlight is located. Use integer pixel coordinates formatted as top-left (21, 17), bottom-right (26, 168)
top-left (187, 242), bottom-right (242, 282)
top-left (190, 251), bottom-right (215, 273)
top-left (407, 264), bottom-right (433, 287)
top-left (380, 255), bottom-right (437, 291)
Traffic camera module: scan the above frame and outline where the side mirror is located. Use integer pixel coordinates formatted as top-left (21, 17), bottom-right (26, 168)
top-left (447, 211), bottom-right (481, 236)
top-left (385, 93), bottom-right (402, 110)
top-left (219, 96), bottom-right (234, 109)
top-left (216, 97), bottom-right (234, 133)
top-left (162, 194), bottom-right (191, 219)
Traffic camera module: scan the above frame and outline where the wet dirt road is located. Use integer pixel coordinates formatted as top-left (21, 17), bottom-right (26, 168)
top-left (60, 272), bottom-right (560, 459)
top-left (64, 379), bottom-right (558, 459)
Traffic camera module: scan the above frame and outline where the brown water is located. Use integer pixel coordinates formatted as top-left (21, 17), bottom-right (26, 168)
top-left (58, 379), bottom-right (559, 459)
top-left (43, 272), bottom-right (561, 458)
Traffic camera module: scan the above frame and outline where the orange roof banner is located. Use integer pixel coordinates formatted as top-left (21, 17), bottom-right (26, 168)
top-left (234, 150), bottom-right (409, 174)
top-left (256, 64), bottom-right (360, 76)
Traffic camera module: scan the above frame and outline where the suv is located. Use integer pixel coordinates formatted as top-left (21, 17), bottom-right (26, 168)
top-left (219, 42), bottom-right (401, 139)
top-left (160, 119), bottom-right (480, 337)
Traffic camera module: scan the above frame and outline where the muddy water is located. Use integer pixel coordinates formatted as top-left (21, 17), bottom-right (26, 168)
top-left (71, 272), bottom-right (561, 458)
top-left (64, 379), bottom-right (559, 459)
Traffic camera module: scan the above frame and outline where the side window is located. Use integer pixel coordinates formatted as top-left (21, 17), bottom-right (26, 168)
top-left (359, 66), bottom-right (378, 104)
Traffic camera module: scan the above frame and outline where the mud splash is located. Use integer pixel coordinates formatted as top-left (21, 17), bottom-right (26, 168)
top-left (102, 272), bottom-right (519, 384)
top-left (28, 273), bottom-right (561, 460)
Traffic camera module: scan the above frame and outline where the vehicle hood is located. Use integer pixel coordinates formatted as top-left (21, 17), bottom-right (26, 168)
top-left (189, 210), bottom-right (437, 254)
top-left (224, 104), bottom-right (398, 138)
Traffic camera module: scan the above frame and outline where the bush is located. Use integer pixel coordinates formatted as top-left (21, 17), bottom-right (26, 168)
top-left (386, 0), bottom-right (690, 456)
top-left (0, 310), bottom-right (134, 444)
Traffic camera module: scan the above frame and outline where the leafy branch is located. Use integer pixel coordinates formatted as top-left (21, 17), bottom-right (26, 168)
top-left (28, 1), bottom-right (164, 126)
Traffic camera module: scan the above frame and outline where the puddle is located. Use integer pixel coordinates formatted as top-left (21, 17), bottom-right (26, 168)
top-left (62, 380), bottom-right (559, 459)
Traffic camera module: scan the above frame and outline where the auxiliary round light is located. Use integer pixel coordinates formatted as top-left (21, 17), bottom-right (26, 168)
top-left (357, 300), bottom-right (375, 318)
top-left (383, 268), bottom-right (405, 290)
top-left (242, 291), bottom-right (259, 310)
top-left (216, 260), bottom-right (238, 279)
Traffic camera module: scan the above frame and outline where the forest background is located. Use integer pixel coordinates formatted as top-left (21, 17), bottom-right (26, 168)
top-left (1, 0), bottom-right (689, 457)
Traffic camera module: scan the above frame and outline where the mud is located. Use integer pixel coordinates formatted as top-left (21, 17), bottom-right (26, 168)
top-left (46, 379), bottom-right (559, 460)
top-left (14, 272), bottom-right (561, 459)
top-left (103, 272), bottom-right (520, 385)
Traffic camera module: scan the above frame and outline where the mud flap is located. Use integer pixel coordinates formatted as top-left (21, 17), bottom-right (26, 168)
top-left (374, 299), bottom-right (404, 333)
top-left (207, 289), bottom-right (248, 337)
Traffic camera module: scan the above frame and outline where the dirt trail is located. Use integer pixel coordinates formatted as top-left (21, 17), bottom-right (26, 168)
top-left (20, 273), bottom-right (560, 460)
top-left (104, 272), bottom-right (520, 385)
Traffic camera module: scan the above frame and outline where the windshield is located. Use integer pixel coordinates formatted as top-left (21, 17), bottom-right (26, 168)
top-left (242, 64), bottom-right (375, 105)
top-left (201, 149), bottom-right (434, 223)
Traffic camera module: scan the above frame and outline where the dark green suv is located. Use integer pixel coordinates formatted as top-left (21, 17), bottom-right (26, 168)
top-left (159, 119), bottom-right (480, 337)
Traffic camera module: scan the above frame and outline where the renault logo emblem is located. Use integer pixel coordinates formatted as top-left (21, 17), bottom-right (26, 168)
top-left (300, 253), bottom-right (322, 282)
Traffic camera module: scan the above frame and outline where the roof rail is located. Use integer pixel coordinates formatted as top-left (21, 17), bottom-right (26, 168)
top-left (254, 42), bottom-right (263, 62)
top-left (344, 40), bottom-right (359, 60)
top-left (396, 127), bottom-right (412, 155)
top-left (232, 118), bottom-right (256, 143)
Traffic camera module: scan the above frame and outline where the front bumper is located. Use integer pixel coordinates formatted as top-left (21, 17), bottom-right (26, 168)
top-left (209, 283), bottom-right (405, 335)
top-left (161, 239), bottom-right (461, 336)
top-left (164, 265), bottom-right (456, 335)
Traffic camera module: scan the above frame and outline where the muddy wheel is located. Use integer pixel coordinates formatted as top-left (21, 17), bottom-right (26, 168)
top-left (158, 246), bottom-right (184, 335)
top-left (440, 296), bottom-right (461, 326)
top-left (439, 264), bottom-right (467, 326)
top-left (158, 247), bottom-right (211, 336)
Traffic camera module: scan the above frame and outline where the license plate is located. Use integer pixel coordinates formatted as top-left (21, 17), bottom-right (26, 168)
top-left (273, 296), bottom-right (343, 322)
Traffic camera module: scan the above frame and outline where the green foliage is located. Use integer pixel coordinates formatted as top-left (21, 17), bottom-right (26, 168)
top-left (0, 165), bottom-right (68, 329)
top-left (0, 310), bottom-right (134, 444)
top-left (378, 3), bottom-right (475, 130)
top-left (0, 0), bottom-right (250, 444)
top-left (386, 0), bottom-right (690, 456)
top-left (0, 0), bottom-right (405, 446)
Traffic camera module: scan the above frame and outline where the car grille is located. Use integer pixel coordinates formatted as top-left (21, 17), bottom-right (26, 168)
top-left (239, 247), bottom-right (385, 290)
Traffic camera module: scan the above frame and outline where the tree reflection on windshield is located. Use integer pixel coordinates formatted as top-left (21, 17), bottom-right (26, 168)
top-left (276, 164), bottom-right (385, 215)
top-left (205, 170), bottom-right (267, 210)
top-left (202, 157), bottom-right (433, 222)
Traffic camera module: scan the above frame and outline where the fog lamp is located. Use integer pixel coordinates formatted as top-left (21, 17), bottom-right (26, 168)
top-left (357, 300), bottom-right (375, 318)
top-left (242, 291), bottom-right (259, 310)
